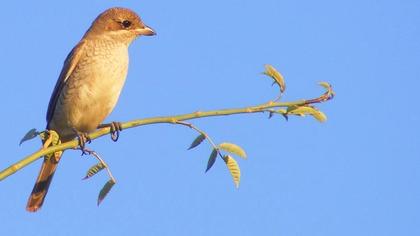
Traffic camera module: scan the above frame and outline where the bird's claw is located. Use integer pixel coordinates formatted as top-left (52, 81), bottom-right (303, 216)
top-left (73, 130), bottom-right (91, 155)
top-left (111, 122), bottom-right (122, 142)
top-left (103, 121), bottom-right (123, 142)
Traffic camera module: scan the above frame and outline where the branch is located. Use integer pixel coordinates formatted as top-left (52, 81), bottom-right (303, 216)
top-left (0, 65), bottom-right (334, 182)
top-left (0, 94), bottom-right (331, 181)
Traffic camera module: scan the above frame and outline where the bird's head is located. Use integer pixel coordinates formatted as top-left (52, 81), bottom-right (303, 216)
top-left (85, 7), bottom-right (155, 44)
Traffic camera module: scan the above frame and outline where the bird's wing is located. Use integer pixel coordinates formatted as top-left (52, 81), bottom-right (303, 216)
top-left (46, 40), bottom-right (87, 125)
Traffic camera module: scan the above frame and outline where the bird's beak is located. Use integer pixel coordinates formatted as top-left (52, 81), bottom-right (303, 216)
top-left (134, 26), bottom-right (156, 36)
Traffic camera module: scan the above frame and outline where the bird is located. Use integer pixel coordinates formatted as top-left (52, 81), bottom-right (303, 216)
top-left (26, 7), bottom-right (155, 212)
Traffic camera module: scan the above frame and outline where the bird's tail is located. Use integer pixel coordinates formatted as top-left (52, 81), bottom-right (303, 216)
top-left (26, 151), bottom-right (63, 212)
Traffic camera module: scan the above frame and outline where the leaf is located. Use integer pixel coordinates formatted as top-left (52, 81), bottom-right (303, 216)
top-left (83, 162), bottom-right (106, 180)
top-left (218, 142), bottom-right (247, 159)
top-left (19, 128), bottom-right (39, 145)
top-left (287, 106), bottom-right (310, 116)
top-left (312, 110), bottom-right (327, 122)
top-left (287, 106), bottom-right (327, 122)
top-left (264, 64), bottom-right (286, 93)
top-left (97, 179), bottom-right (115, 206)
top-left (319, 81), bottom-right (335, 99)
top-left (188, 134), bottom-right (206, 150)
top-left (223, 155), bottom-right (241, 188)
top-left (318, 81), bottom-right (331, 89)
top-left (205, 148), bottom-right (218, 172)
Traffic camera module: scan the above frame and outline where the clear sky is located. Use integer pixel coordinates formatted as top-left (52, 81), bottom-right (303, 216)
top-left (0, 0), bottom-right (419, 235)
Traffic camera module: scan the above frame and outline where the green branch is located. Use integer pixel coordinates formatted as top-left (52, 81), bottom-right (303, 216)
top-left (0, 65), bottom-right (335, 182)
top-left (0, 97), bottom-right (330, 181)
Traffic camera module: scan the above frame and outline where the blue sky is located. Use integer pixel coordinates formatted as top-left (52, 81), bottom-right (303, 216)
top-left (0, 0), bottom-right (419, 235)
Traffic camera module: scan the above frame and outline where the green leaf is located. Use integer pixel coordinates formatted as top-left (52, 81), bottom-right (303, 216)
top-left (319, 81), bottom-right (335, 98)
top-left (188, 134), bottom-right (206, 150)
top-left (287, 106), bottom-right (327, 122)
top-left (312, 110), bottom-right (327, 122)
top-left (287, 106), bottom-right (311, 116)
top-left (97, 179), bottom-right (115, 206)
top-left (83, 162), bottom-right (106, 180)
top-left (223, 155), bottom-right (241, 188)
top-left (264, 64), bottom-right (286, 93)
top-left (205, 148), bottom-right (218, 172)
top-left (218, 142), bottom-right (247, 159)
top-left (19, 128), bottom-right (39, 145)
top-left (318, 81), bottom-right (331, 89)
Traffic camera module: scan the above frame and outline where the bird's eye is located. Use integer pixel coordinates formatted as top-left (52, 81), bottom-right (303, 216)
top-left (121, 20), bottom-right (132, 28)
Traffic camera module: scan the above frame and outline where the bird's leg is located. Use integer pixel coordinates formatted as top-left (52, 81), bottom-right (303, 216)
top-left (72, 128), bottom-right (91, 155)
top-left (97, 121), bottom-right (122, 142)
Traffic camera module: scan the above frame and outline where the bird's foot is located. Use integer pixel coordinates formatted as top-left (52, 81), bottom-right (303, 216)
top-left (79, 147), bottom-right (94, 156)
top-left (98, 121), bottom-right (122, 142)
top-left (73, 129), bottom-right (91, 155)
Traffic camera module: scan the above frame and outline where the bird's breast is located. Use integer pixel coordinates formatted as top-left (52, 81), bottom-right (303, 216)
top-left (50, 41), bottom-right (130, 138)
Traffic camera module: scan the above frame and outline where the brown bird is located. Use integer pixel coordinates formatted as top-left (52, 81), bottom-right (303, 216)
top-left (26, 7), bottom-right (155, 212)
